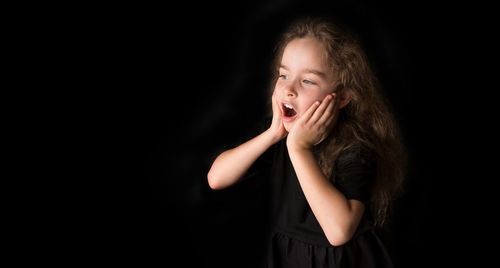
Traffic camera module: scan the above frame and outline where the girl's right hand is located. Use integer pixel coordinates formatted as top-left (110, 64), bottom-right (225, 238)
top-left (269, 89), bottom-right (288, 142)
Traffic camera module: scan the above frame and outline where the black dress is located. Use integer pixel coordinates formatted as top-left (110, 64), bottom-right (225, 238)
top-left (235, 117), bottom-right (394, 268)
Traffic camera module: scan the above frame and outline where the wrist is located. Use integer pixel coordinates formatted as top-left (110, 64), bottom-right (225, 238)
top-left (263, 129), bottom-right (283, 144)
top-left (286, 139), bottom-right (313, 153)
top-left (264, 128), bottom-right (285, 144)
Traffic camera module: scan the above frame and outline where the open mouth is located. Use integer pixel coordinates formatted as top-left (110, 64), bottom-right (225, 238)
top-left (282, 103), bottom-right (297, 118)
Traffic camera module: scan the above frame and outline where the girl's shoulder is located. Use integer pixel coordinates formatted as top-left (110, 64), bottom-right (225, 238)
top-left (332, 142), bottom-right (377, 204)
top-left (337, 142), bottom-right (376, 168)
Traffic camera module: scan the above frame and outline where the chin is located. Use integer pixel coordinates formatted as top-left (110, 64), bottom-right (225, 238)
top-left (283, 122), bottom-right (293, 132)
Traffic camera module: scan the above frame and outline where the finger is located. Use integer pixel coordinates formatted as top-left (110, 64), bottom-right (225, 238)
top-left (310, 94), bottom-right (333, 124)
top-left (321, 106), bottom-right (337, 129)
top-left (299, 99), bottom-right (321, 123)
top-left (322, 95), bottom-right (340, 125)
top-left (320, 103), bottom-right (340, 137)
top-left (316, 93), bottom-right (337, 125)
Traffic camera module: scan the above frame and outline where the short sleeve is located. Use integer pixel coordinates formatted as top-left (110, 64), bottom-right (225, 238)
top-left (332, 144), bottom-right (376, 204)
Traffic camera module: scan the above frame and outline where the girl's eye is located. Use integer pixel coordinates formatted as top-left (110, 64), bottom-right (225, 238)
top-left (303, 79), bottom-right (314, 85)
top-left (279, 74), bottom-right (288, 79)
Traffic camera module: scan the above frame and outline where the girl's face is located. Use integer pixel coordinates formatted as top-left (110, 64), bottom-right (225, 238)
top-left (275, 38), bottom-right (338, 132)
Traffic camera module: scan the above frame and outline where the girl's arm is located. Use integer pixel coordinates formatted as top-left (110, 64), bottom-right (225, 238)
top-left (207, 129), bottom-right (280, 190)
top-left (288, 147), bottom-right (365, 246)
top-left (208, 90), bottom-right (287, 190)
top-left (286, 94), bottom-right (364, 246)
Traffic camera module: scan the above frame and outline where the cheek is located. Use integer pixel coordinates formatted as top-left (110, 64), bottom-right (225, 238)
top-left (274, 80), bottom-right (284, 92)
top-left (299, 92), bottom-right (329, 112)
top-left (299, 99), bottom-right (318, 113)
top-left (274, 85), bottom-right (286, 100)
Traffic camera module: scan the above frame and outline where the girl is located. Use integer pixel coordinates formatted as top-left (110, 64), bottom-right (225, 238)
top-left (208, 17), bottom-right (406, 268)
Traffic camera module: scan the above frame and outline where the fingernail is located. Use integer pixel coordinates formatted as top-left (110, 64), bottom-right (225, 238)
top-left (315, 101), bottom-right (320, 105)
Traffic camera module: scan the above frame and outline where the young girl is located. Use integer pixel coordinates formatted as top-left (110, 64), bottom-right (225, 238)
top-left (208, 17), bottom-right (406, 268)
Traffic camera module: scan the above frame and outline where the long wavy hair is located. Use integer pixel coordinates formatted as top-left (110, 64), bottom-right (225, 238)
top-left (270, 17), bottom-right (407, 227)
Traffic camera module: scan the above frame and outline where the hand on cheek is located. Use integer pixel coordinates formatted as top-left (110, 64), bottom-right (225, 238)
top-left (269, 89), bottom-right (288, 141)
top-left (286, 93), bottom-right (338, 151)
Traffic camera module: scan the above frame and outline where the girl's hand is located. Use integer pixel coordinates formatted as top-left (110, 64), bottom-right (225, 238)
top-left (268, 89), bottom-right (288, 142)
top-left (286, 93), bottom-right (339, 151)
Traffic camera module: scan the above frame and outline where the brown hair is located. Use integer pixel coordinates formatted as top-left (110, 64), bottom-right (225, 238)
top-left (271, 17), bottom-right (407, 227)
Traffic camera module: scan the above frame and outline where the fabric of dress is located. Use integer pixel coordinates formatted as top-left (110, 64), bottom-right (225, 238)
top-left (234, 117), bottom-right (394, 268)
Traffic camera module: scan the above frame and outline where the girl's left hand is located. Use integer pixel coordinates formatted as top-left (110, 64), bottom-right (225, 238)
top-left (286, 93), bottom-right (339, 151)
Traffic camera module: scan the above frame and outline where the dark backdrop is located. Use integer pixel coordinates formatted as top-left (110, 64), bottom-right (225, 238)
top-left (81, 1), bottom-right (486, 267)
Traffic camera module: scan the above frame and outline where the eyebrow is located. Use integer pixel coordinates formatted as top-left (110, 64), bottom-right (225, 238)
top-left (280, 64), bottom-right (327, 79)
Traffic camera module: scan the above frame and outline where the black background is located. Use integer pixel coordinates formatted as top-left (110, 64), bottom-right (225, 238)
top-left (57, 0), bottom-right (491, 267)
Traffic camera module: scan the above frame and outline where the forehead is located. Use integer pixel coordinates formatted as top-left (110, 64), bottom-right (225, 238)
top-left (281, 38), bottom-right (329, 71)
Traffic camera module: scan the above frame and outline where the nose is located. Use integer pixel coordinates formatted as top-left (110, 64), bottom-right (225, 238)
top-left (283, 81), bottom-right (297, 98)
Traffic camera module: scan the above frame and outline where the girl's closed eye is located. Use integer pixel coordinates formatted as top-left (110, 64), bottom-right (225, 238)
top-left (279, 74), bottom-right (289, 79)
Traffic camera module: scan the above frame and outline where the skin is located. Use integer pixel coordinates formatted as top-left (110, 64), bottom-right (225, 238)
top-left (208, 38), bottom-right (363, 246)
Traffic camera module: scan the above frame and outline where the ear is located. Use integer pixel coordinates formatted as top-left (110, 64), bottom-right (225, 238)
top-left (337, 90), bottom-right (351, 109)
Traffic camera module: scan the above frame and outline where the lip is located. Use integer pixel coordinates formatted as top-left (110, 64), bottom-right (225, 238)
top-left (281, 102), bottom-right (298, 122)
top-left (282, 114), bottom-right (297, 122)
